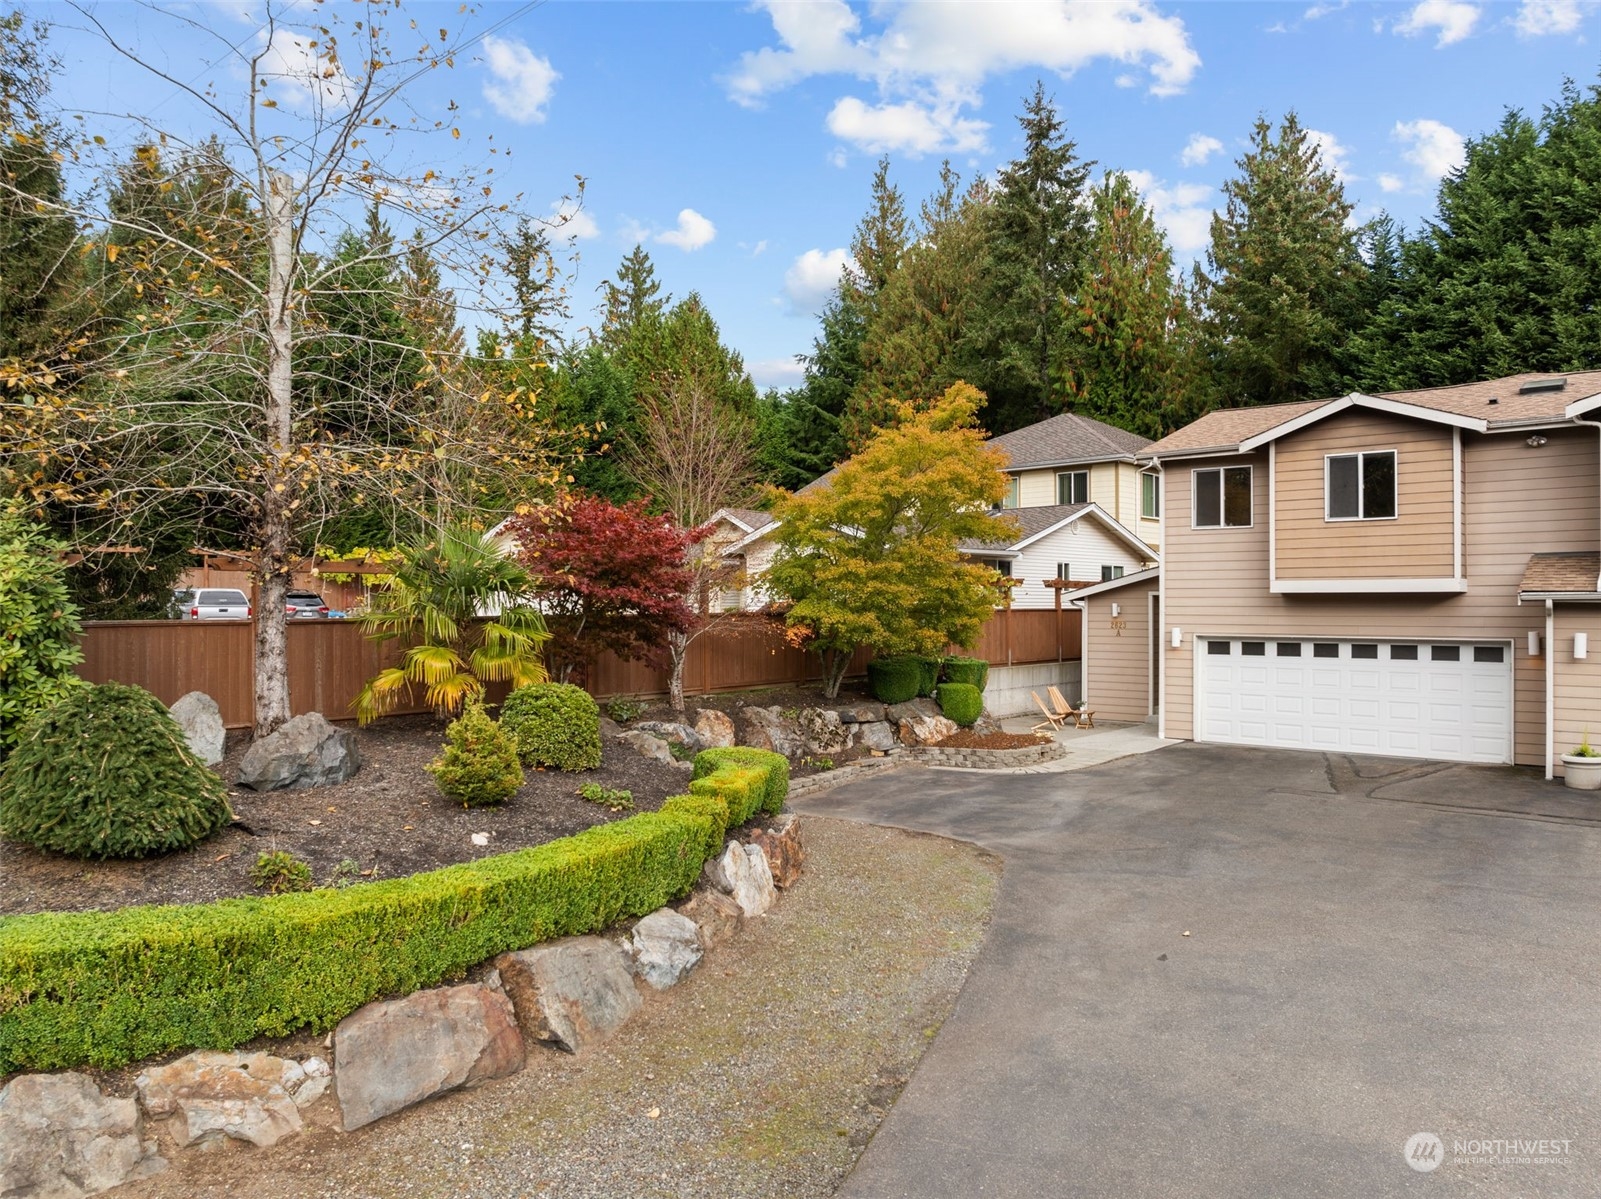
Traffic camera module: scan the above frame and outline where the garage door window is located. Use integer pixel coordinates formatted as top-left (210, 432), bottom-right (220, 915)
top-left (1432, 645), bottom-right (1460, 662)
top-left (1193, 467), bottom-right (1252, 528)
top-left (1326, 450), bottom-right (1397, 521)
top-left (1391, 644), bottom-right (1419, 660)
top-left (1208, 640), bottom-right (1232, 655)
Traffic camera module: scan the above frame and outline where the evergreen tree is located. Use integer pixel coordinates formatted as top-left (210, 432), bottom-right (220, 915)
top-left (1339, 212), bottom-right (1413, 392)
top-left (600, 244), bottom-right (668, 352)
top-left (1194, 112), bottom-right (1365, 408)
top-left (966, 83), bottom-right (1095, 432)
top-left (501, 216), bottom-right (567, 351)
top-left (549, 345), bottom-right (640, 504)
top-left (1059, 172), bottom-right (1189, 437)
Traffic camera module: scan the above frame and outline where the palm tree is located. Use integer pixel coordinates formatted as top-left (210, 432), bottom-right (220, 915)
top-left (353, 527), bottom-right (548, 723)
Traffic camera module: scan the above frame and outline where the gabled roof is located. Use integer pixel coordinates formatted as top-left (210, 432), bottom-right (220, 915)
top-left (1143, 371), bottom-right (1601, 459)
top-left (959, 503), bottom-right (1159, 562)
top-left (1067, 564), bottom-right (1161, 602)
top-left (987, 412), bottom-right (1152, 470)
top-left (1520, 551), bottom-right (1601, 600)
top-left (712, 507), bottom-right (776, 536)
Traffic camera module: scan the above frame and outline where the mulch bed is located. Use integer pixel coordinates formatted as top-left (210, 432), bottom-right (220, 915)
top-left (0, 715), bottom-right (697, 919)
top-left (934, 730), bottom-right (1052, 750)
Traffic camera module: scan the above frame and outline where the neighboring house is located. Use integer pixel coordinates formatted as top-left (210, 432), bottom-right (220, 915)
top-left (987, 413), bottom-right (1159, 550)
top-left (962, 503), bottom-right (1157, 611)
top-left (1127, 370), bottom-right (1601, 777)
top-left (706, 507), bottom-right (778, 610)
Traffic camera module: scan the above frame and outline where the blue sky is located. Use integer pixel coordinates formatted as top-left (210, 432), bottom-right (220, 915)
top-left (29, 1), bottom-right (1601, 390)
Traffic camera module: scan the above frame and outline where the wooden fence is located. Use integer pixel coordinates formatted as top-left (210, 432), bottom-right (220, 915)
top-left (76, 607), bottom-right (1081, 730)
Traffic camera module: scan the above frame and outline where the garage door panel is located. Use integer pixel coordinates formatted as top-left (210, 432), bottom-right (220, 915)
top-left (1197, 638), bottom-right (1510, 764)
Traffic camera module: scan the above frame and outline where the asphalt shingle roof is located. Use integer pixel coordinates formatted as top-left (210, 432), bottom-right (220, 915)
top-left (1520, 551), bottom-right (1601, 597)
top-left (987, 412), bottom-right (1153, 469)
top-left (959, 503), bottom-right (1094, 553)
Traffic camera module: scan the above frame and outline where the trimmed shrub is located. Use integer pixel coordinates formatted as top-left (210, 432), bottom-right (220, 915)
top-left (691, 746), bottom-right (788, 815)
top-left (0, 747), bottom-right (788, 1074)
top-left (935, 683), bottom-right (983, 728)
top-left (867, 656), bottom-right (921, 704)
top-left (0, 505), bottom-right (85, 760)
top-left (942, 655), bottom-right (989, 692)
top-left (0, 682), bottom-right (232, 860)
top-left (913, 655), bottom-right (942, 698)
top-left (428, 700), bottom-right (524, 807)
top-left (249, 851), bottom-right (313, 895)
top-left (499, 682), bottom-right (602, 771)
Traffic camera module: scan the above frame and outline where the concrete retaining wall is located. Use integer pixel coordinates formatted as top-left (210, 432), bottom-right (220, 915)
top-left (984, 661), bottom-right (1083, 718)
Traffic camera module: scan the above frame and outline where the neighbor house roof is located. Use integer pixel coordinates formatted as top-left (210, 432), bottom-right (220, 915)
top-left (959, 502), bottom-right (1160, 562)
top-left (714, 507), bottom-right (776, 535)
top-left (1143, 371), bottom-right (1601, 459)
top-left (1067, 564), bottom-right (1162, 603)
top-left (987, 412), bottom-right (1153, 469)
top-left (1520, 551), bottom-right (1601, 599)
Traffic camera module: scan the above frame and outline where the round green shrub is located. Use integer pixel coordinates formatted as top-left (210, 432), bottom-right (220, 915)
top-left (867, 656), bottom-right (922, 705)
top-left (0, 682), bottom-right (232, 859)
top-left (499, 682), bottom-right (602, 771)
top-left (913, 655), bottom-right (942, 697)
top-left (428, 699), bottom-right (524, 807)
top-left (935, 683), bottom-right (983, 728)
top-left (942, 656), bottom-right (989, 692)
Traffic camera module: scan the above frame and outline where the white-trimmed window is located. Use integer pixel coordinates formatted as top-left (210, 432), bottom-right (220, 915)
top-left (1193, 466), bottom-right (1252, 528)
top-left (1001, 475), bottom-right (1021, 509)
top-left (1326, 450), bottom-right (1397, 521)
top-left (1100, 565), bottom-right (1125, 582)
top-left (1141, 473), bottom-right (1160, 519)
top-left (1056, 562), bottom-right (1072, 581)
top-left (979, 557), bottom-right (1012, 575)
top-left (1057, 470), bottom-right (1088, 505)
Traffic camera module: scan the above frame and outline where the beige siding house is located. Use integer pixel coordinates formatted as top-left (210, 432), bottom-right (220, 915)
top-left (961, 504), bottom-right (1157, 611)
top-left (989, 413), bottom-right (1160, 550)
top-left (1073, 567), bottom-right (1162, 722)
top-left (1139, 371), bottom-right (1601, 777)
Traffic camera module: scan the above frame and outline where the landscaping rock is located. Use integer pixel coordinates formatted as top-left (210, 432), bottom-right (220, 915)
top-left (798, 707), bottom-right (853, 755)
top-left (739, 705), bottom-right (805, 757)
top-left (678, 885), bottom-right (744, 949)
top-left (702, 840), bottom-right (777, 917)
top-left (495, 937), bottom-right (642, 1054)
top-left (236, 712), bottom-right (360, 791)
top-left (617, 729), bottom-right (676, 766)
top-left (627, 908), bottom-right (703, 989)
top-left (749, 813), bottom-right (805, 888)
top-left (692, 708), bottom-right (737, 748)
top-left (634, 720), bottom-right (701, 750)
top-left (136, 1051), bottom-right (304, 1149)
top-left (884, 697), bottom-right (942, 724)
top-left (168, 691), bottom-right (226, 766)
top-left (333, 982), bottom-right (524, 1131)
top-left (897, 712), bottom-right (960, 747)
top-left (834, 702), bottom-right (886, 724)
top-left (0, 1071), bottom-right (164, 1198)
top-left (857, 720), bottom-right (898, 752)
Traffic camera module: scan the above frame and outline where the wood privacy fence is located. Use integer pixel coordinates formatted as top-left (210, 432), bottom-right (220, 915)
top-left (76, 607), bottom-right (1081, 730)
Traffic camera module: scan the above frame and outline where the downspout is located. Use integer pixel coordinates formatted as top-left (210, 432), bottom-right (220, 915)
top-left (1560, 414), bottom-right (1601, 779)
top-left (1546, 598), bottom-right (1555, 781)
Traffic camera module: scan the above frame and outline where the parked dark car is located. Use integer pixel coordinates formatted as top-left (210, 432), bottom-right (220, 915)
top-left (178, 588), bottom-right (253, 620)
top-left (285, 590), bottom-right (331, 619)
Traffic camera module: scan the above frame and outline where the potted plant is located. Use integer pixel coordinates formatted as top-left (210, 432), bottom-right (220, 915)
top-left (1560, 733), bottom-right (1601, 790)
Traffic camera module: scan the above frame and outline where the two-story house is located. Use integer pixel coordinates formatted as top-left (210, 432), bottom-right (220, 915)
top-left (1074, 371), bottom-right (1601, 777)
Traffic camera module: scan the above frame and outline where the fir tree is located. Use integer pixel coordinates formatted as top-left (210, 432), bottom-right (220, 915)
top-left (600, 244), bottom-right (668, 352)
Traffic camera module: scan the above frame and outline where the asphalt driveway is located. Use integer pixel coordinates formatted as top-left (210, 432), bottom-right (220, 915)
top-left (794, 743), bottom-right (1601, 1198)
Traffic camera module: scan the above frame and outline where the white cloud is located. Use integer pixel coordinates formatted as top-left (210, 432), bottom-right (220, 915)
top-left (1512, 0), bottom-right (1594, 35)
top-left (258, 27), bottom-right (357, 108)
top-left (657, 208), bottom-right (717, 252)
top-left (1394, 0), bottom-right (1481, 45)
top-left (750, 239), bottom-right (769, 257)
top-left (1179, 133), bottom-right (1224, 167)
top-left (785, 247), bottom-right (853, 313)
top-left (1126, 170), bottom-right (1214, 255)
top-left (750, 356), bottom-right (807, 389)
top-left (826, 96), bottom-right (987, 156)
top-left (728, 0), bottom-right (1201, 154)
top-left (549, 199), bottom-right (598, 241)
top-left (481, 35), bottom-right (559, 124)
top-left (1306, 128), bottom-right (1357, 181)
top-left (828, 147), bottom-right (850, 168)
top-left (1378, 172), bottom-right (1406, 193)
top-left (1304, 0), bottom-right (1350, 18)
top-left (1394, 118), bottom-right (1465, 180)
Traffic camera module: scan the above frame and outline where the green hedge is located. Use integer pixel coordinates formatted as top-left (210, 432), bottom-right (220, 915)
top-left (0, 747), bottom-right (788, 1074)
top-left (941, 656), bottom-right (989, 692)
top-left (913, 655), bottom-right (942, 698)
top-left (934, 683), bottom-right (983, 728)
top-left (867, 656), bottom-right (921, 704)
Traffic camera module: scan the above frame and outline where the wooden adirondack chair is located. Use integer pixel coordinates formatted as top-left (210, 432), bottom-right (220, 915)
top-left (1031, 691), bottom-right (1067, 734)
top-left (1048, 685), bottom-right (1095, 729)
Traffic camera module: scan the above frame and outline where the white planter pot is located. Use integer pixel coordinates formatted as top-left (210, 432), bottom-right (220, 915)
top-left (1560, 754), bottom-right (1601, 790)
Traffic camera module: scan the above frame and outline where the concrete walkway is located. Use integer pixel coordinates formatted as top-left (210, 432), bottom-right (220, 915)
top-left (793, 744), bottom-right (1601, 1198)
top-left (985, 715), bottom-right (1177, 773)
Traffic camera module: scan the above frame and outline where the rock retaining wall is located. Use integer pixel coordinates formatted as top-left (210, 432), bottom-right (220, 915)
top-left (907, 739), bottom-right (1066, 769)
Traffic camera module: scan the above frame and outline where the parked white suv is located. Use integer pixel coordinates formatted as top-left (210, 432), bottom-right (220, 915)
top-left (178, 588), bottom-right (253, 620)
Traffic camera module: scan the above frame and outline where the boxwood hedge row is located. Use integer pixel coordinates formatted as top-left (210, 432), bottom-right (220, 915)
top-left (0, 747), bottom-right (788, 1075)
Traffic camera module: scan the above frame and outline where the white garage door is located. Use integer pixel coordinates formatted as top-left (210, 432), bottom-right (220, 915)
top-left (1197, 638), bottom-right (1512, 764)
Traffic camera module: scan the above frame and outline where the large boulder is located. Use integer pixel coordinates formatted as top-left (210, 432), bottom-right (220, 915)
top-left (702, 840), bottom-right (777, 917)
top-left (884, 698), bottom-right (941, 724)
top-left (626, 908), bottom-right (703, 990)
top-left (748, 813), bottom-right (805, 889)
top-left (739, 706), bottom-right (805, 757)
top-left (168, 691), bottom-right (226, 766)
top-left (616, 729), bottom-right (690, 771)
top-left (236, 712), bottom-right (360, 791)
top-left (333, 983), bottom-right (524, 1131)
top-left (135, 1050), bottom-right (321, 1149)
top-left (0, 1071), bottom-right (165, 1199)
top-left (857, 720), bottom-right (898, 752)
top-left (897, 712), bottom-right (960, 747)
top-left (633, 720), bottom-right (701, 750)
top-left (495, 937), bottom-right (642, 1054)
top-left (692, 708), bottom-right (737, 749)
top-left (797, 708), bottom-right (853, 755)
top-left (833, 702), bottom-right (886, 724)
top-left (677, 885), bottom-right (744, 950)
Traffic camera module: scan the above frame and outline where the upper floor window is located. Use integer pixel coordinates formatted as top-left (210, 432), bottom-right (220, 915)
top-left (1326, 451), bottom-right (1397, 521)
top-left (1056, 562), bottom-right (1072, 581)
top-left (1193, 466), bottom-right (1252, 528)
top-left (1057, 470), bottom-right (1088, 505)
top-left (1100, 565), bottom-right (1125, 582)
top-left (1001, 475), bottom-right (1021, 509)
top-left (1141, 473), bottom-right (1160, 520)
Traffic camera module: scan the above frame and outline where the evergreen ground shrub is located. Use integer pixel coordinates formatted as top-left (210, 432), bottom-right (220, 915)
top-left (429, 700), bottom-right (523, 807)
top-left (913, 655), bottom-right (942, 698)
top-left (499, 682), bottom-right (602, 771)
top-left (942, 656), bottom-right (989, 691)
top-left (935, 683), bottom-right (983, 728)
top-left (867, 656), bottom-right (921, 704)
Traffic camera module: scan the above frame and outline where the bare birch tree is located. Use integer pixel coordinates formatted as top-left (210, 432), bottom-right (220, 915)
top-left (0, 2), bottom-right (579, 736)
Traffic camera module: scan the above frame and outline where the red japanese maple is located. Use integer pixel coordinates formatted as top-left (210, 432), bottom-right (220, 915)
top-left (507, 495), bottom-right (704, 683)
